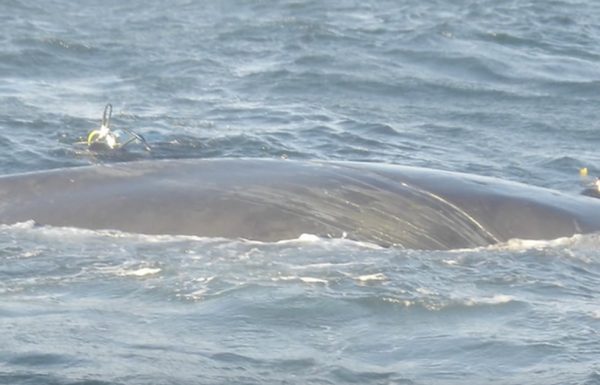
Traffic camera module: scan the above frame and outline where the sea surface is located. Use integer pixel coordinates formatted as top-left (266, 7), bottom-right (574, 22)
top-left (1, 0), bottom-right (599, 384)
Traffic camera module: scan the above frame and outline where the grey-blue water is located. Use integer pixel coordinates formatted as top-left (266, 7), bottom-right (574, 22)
top-left (1, 0), bottom-right (599, 384)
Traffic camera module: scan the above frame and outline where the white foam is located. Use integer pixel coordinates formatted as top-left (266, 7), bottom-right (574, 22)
top-left (490, 236), bottom-right (582, 251)
top-left (299, 277), bottom-right (328, 284)
top-left (104, 267), bottom-right (161, 277)
top-left (464, 294), bottom-right (514, 306)
top-left (182, 288), bottom-right (207, 301)
top-left (416, 287), bottom-right (436, 295)
top-left (273, 276), bottom-right (296, 281)
top-left (452, 233), bottom-right (595, 253)
top-left (120, 267), bottom-right (161, 277)
top-left (17, 250), bottom-right (43, 259)
top-left (355, 273), bottom-right (387, 282)
top-left (0, 220), bottom-right (37, 230)
top-left (0, 222), bottom-right (227, 244)
top-left (267, 233), bottom-right (382, 249)
top-left (297, 233), bottom-right (322, 242)
top-left (273, 276), bottom-right (328, 284)
top-left (291, 262), bottom-right (360, 270)
top-left (193, 276), bottom-right (215, 284)
top-left (1, 223), bottom-right (384, 250)
top-left (382, 297), bottom-right (414, 307)
top-left (442, 259), bottom-right (459, 265)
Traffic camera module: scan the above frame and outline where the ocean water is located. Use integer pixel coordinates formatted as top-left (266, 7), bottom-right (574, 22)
top-left (1, 0), bottom-right (599, 384)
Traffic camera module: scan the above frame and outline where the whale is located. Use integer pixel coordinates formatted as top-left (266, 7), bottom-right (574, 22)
top-left (1, 158), bottom-right (599, 249)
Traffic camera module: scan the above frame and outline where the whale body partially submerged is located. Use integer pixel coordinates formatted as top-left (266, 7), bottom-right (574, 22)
top-left (1, 158), bottom-right (599, 249)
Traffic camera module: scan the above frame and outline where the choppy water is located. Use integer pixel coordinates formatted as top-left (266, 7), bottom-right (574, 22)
top-left (1, 0), bottom-right (600, 384)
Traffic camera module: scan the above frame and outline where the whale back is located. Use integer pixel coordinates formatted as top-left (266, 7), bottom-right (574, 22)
top-left (1, 159), bottom-right (599, 249)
